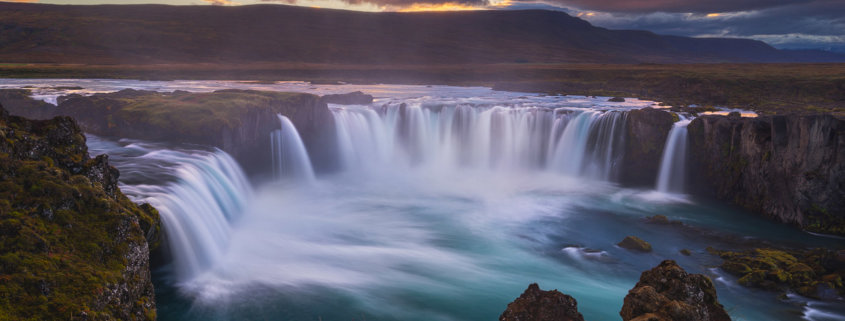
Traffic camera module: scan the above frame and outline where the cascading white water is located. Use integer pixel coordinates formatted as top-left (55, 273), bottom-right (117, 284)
top-left (331, 103), bottom-right (627, 180)
top-left (655, 119), bottom-right (691, 194)
top-left (270, 114), bottom-right (315, 182)
top-left (126, 150), bottom-right (253, 281)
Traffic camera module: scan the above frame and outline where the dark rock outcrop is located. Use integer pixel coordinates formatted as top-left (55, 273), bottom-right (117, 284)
top-left (321, 91), bottom-right (374, 105)
top-left (0, 89), bottom-right (57, 120)
top-left (0, 103), bottom-right (160, 320)
top-left (608, 97), bottom-right (626, 102)
top-left (620, 260), bottom-right (731, 321)
top-left (500, 283), bottom-right (584, 321)
top-left (687, 114), bottom-right (845, 235)
top-left (621, 108), bottom-right (675, 186)
top-left (617, 236), bottom-right (653, 252)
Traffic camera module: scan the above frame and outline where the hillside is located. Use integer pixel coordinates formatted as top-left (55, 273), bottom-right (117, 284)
top-left (0, 2), bottom-right (843, 64)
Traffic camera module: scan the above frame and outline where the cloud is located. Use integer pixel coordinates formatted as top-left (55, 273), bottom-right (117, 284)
top-left (535, 0), bottom-right (800, 14)
top-left (203, 0), bottom-right (237, 5)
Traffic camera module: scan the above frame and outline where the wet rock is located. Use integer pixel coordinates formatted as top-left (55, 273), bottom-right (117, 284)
top-left (620, 260), bottom-right (730, 321)
top-left (680, 249), bottom-right (692, 256)
top-left (321, 91), bottom-right (374, 105)
top-left (500, 283), bottom-right (584, 321)
top-left (618, 236), bottom-right (653, 252)
top-left (608, 97), bottom-right (626, 102)
top-left (687, 114), bottom-right (845, 235)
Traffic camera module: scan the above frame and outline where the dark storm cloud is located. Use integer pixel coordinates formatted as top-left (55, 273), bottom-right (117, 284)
top-left (573, 0), bottom-right (845, 51)
top-left (540, 0), bottom-right (801, 13)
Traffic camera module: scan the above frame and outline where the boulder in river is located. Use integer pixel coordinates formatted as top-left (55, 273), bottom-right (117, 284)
top-left (500, 283), bottom-right (584, 321)
top-left (620, 260), bottom-right (731, 321)
top-left (618, 236), bottom-right (653, 252)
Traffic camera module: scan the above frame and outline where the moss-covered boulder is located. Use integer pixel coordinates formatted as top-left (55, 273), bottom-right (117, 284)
top-left (713, 247), bottom-right (845, 299)
top-left (620, 260), bottom-right (730, 321)
top-left (0, 103), bottom-right (160, 320)
top-left (618, 236), bottom-right (653, 252)
top-left (500, 283), bottom-right (584, 321)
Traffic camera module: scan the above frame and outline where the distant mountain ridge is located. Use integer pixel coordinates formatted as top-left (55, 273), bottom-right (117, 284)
top-left (0, 2), bottom-right (843, 64)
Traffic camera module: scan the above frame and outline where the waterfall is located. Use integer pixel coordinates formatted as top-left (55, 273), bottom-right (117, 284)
top-left (331, 103), bottom-right (627, 179)
top-left (133, 150), bottom-right (253, 281)
top-left (270, 114), bottom-right (315, 182)
top-left (656, 119), bottom-right (691, 194)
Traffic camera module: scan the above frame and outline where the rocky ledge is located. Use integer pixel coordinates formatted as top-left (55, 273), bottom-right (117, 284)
top-left (0, 104), bottom-right (160, 320)
top-left (1, 88), bottom-right (339, 173)
top-left (502, 261), bottom-right (730, 321)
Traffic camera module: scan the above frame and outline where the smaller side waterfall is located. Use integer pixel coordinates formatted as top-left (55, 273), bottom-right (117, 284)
top-left (656, 119), bottom-right (691, 193)
top-left (140, 150), bottom-right (253, 281)
top-left (270, 114), bottom-right (315, 182)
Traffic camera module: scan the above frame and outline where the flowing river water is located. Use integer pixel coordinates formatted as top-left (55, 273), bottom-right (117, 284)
top-left (3, 79), bottom-right (843, 320)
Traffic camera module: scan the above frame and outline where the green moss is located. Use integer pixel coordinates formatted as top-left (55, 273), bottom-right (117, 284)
top-left (714, 247), bottom-right (845, 299)
top-left (0, 114), bottom-right (159, 320)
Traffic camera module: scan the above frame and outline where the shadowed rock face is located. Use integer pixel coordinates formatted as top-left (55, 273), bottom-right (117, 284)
top-left (620, 108), bottom-right (675, 186)
top-left (0, 103), bottom-right (160, 320)
top-left (500, 283), bottom-right (584, 321)
top-left (688, 114), bottom-right (845, 235)
top-left (620, 260), bottom-right (731, 321)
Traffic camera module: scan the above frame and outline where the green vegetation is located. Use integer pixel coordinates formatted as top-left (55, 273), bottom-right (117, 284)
top-left (0, 109), bottom-right (159, 320)
top-left (710, 247), bottom-right (845, 299)
top-left (103, 90), bottom-right (310, 140)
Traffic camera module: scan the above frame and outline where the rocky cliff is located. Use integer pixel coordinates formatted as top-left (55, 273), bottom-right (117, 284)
top-left (687, 113), bottom-right (845, 235)
top-left (2, 89), bottom-right (338, 173)
top-left (620, 108), bottom-right (676, 186)
top-left (0, 103), bottom-right (160, 320)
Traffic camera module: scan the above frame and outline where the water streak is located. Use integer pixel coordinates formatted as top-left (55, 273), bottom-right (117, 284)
top-left (270, 114), bottom-right (315, 182)
top-left (656, 119), bottom-right (691, 194)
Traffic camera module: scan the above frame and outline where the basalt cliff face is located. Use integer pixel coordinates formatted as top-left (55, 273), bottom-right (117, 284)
top-left (688, 114), bottom-right (845, 235)
top-left (621, 108), bottom-right (675, 186)
top-left (0, 103), bottom-right (161, 320)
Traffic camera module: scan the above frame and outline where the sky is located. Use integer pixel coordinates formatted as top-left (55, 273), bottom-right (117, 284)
top-left (3, 0), bottom-right (844, 52)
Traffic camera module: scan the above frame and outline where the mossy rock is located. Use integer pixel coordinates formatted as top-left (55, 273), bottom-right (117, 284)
top-left (0, 105), bottom-right (160, 320)
top-left (617, 236), bottom-right (652, 252)
top-left (714, 247), bottom-right (845, 299)
top-left (721, 261), bottom-right (751, 275)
